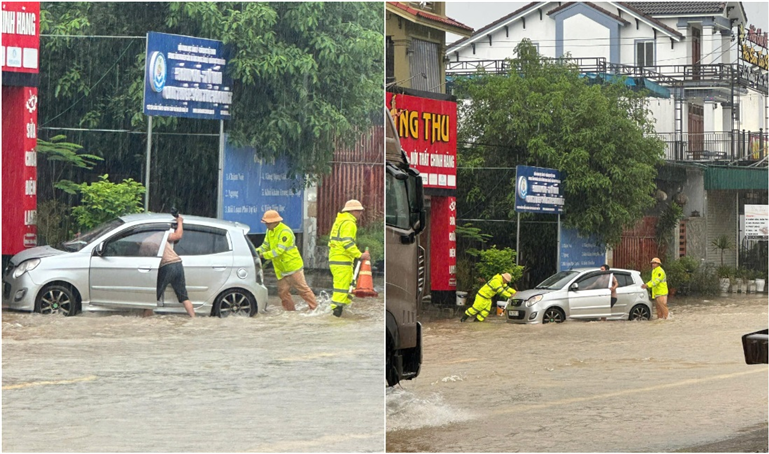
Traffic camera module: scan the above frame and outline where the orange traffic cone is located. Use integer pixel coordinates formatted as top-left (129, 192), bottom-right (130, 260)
top-left (353, 251), bottom-right (378, 298)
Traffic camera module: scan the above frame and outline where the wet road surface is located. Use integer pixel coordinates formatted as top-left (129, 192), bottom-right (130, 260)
top-left (3, 279), bottom-right (385, 452)
top-left (387, 294), bottom-right (768, 452)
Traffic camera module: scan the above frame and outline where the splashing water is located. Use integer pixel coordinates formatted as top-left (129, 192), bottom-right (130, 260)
top-left (386, 387), bottom-right (474, 432)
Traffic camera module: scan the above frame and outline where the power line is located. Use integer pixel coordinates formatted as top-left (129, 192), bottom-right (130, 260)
top-left (39, 126), bottom-right (219, 137)
top-left (42, 40), bottom-right (137, 127)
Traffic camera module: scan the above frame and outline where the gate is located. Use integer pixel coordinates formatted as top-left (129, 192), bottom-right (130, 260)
top-left (613, 216), bottom-right (663, 270)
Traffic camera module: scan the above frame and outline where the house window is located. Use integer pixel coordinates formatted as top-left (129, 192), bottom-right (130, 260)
top-left (636, 40), bottom-right (654, 67)
top-left (386, 36), bottom-right (394, 86)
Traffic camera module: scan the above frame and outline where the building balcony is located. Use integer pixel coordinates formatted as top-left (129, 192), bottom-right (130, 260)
top-left (652, 130), bottom-right (768, 164)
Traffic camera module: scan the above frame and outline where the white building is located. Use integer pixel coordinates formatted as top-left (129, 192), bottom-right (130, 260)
top-left (447, 1), bottom-right (767, 162)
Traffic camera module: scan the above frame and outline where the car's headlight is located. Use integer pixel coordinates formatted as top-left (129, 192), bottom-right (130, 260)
top-left (525, 294), bottom-right (543, 307)
top-left (12, 259), bottom-right (41, 279)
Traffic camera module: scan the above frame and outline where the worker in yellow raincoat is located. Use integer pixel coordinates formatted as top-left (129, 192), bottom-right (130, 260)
top-left (461, 273), bottom-right (516, 322)
top-left (258, 210), bottom-right (317, 311)
top-left (328, 200), bottom-right (370, 317)
top-left (642, 257), bottom-right (669, 319)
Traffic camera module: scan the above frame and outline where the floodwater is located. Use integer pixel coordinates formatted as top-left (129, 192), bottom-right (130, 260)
top-left (3, 284), bottom-right (385, 452)
top-left (387, 294), bottom-right (769, 453)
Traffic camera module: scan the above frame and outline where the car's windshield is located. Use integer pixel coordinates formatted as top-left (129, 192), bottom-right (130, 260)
top-left (536, 271), bottom-right (579, 290)
top-left (58, 219), bottom-right (125, 252)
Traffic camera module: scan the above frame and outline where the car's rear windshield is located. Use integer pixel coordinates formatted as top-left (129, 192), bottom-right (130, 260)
top-left (536, 270), bottom-right (579, 290)
top-left (58, 219), bottom-right (125, 252)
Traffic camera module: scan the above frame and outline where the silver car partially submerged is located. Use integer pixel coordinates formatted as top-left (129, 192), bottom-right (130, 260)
top-left (505, 268), bottom-right (652, 324)
top-left (2, 213), bottom-right (268, 317)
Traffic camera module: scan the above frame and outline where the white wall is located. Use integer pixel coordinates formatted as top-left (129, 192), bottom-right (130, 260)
top-left (563, 14), bottom-right (610, 61)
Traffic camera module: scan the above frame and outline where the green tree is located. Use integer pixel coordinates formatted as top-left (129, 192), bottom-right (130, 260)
top-left (72, 174), bottom-right (146, 230)
top-left (454, 40), bottom-right (664, 248)
top-left (38, 2), bottom-right (383, 214)
top-left (474, 247), bottom-right (524, 292)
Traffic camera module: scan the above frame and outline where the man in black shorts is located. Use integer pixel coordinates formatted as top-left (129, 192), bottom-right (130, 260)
top-left (600, 264), bottom-right (618, 321)
top-left (143, 215), bottom-right (195, 317)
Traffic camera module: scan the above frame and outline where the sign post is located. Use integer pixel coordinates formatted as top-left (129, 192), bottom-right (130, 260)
top-left (514, 165), bottom-right (565, 268)
top-left (142, 31), bottom-right (232, 214)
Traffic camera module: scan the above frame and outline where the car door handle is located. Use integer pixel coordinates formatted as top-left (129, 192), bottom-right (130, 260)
top-left (138, 267), bottom-right (151, 273)
top-left (212, 266), bottom-right (226, 271)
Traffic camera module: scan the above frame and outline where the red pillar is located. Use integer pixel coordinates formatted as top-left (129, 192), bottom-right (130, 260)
top-left (2, 85), bottom-right (38, 254)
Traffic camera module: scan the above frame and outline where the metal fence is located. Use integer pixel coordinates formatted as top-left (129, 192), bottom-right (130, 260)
top-left (316, 125), bottom-right (384, 236)
top-left (652, 130), bottom-right (767, 163)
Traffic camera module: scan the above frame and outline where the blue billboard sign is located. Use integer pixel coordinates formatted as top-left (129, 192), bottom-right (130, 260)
top-left (514, 165), bottom-right (564, 214)
top-left (143, 32), bottom-right (232, 120)
top-left (559, 227), bottom-right (606, 271)
top-left (222, 141), bottom-right (303, 235)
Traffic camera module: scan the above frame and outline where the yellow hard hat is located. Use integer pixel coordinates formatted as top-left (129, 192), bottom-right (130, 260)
top-left (651, 257), bottom-right (662, 265)
top-left (342, 199), bottom-right (365, 212)
top-left (501, 273), bottom-right (512, 282)
top-left (261, 210), bottom-right (283, 223)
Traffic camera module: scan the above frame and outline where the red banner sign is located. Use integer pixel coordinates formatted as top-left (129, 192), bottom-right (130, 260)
top-left (430, 196), bottom-right (457, 291)
top-left (1, 1), bottom-right (40, 73)
top-left (386, 92), bottom-right (457, 189)
top-left (2, 86), bottom-right (38, 254)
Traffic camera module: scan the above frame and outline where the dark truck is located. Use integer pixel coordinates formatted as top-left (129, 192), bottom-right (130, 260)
top-left (741, 329), bottom-right (768, 364)
top-left (385, 108), bottom-right (426, 387)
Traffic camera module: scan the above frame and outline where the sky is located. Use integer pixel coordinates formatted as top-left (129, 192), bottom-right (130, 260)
top-left (445, 1), bottom-right (769, 45)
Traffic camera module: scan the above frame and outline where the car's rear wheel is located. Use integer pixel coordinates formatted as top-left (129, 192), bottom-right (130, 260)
top-left (542, 307), bottom-right (565, 324)
top-left (214, 289), bottom-right (256, 317)
top-left (629, 304), bottom-right (651, 321)
top-left (35, 284), bottom-right (78, 316)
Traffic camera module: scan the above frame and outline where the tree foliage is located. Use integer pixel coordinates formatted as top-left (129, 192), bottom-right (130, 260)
top-left (38, 2), bottom-right (383, 215)
top-left (72, 175), bottom-right (145, 230)
top-left (454, 41), bottom-right (664, 248)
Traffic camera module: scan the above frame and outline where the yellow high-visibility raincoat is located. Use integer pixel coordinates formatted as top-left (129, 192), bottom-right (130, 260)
top-left (327, 212), bottom-right (363, 309)
top-left (259, 222), bottom-right (303, 280)
top-left (464, 274), bottom-right (516, 322)
top-left (646, 266), bottom-right (668, 298)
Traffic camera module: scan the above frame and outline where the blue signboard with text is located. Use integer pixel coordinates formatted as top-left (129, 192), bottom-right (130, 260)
top-left (222, 141), bottom-right (303, 234)
top-left (143, 32), bottom-right (232, 120)
top-left (559, 227), bottom-right (606, 271)
top-left (514, 165), bottom-right (564, 214)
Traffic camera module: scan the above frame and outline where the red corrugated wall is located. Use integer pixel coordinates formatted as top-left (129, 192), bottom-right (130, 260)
top-left (613, 216), bottom-right (663, 270)
top-left (317, 125), bottom-right (384, 235)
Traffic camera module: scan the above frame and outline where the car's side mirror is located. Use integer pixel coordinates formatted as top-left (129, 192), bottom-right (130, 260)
top-left (93, 242), bottom-right (105, 257)
top-left (570, 283), bottom-right (579, 291)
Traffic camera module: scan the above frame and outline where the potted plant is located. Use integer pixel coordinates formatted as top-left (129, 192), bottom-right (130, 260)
top-left (735, 268), bottom-right (749, 293)
top-left (711, 234), bottom-right (733, 267)
top-left (716, 265), bottom-right (733, 293)
top-left (747, 269), bottom-right (760, 294)
top-left (756, 270), bottom-right (767, 293)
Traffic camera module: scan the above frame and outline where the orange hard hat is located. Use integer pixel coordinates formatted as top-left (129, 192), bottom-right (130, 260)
top-left (651, 257), bottom-right (662, 265)
top-left (501, 273), bottom-right (512, 282)
top-left (261, 210), bottom-right (283, 223)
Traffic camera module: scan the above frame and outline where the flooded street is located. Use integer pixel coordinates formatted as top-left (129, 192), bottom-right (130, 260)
top-left (387, 294), bottom-right (768, 452)
top-left (3, 278), bottom-right (385, 453)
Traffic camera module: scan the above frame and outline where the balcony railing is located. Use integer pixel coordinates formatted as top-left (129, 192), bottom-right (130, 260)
top-left (652, 130), bottom-right (768, 163)
top-left (446, 59), bottom-right (767, 94)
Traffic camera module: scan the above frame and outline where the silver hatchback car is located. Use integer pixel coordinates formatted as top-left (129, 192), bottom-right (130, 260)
top-left (2, 213), bottom-right (268, 317)
top-left (505, 268), bottom-right (652, 324)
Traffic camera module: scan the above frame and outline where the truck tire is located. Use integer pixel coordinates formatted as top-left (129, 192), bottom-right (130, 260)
top-left (386, 333), bottom-right (399, 387)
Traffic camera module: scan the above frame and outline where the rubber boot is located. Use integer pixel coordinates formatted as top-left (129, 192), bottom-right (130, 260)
top-left (333, 305), bottom-right (344, 318)
top-left (460, 314), bottom-right (469, 322)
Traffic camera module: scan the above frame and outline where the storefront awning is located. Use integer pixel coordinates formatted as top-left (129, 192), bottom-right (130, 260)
top-left (705, 167), bottom-right (769, 190)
